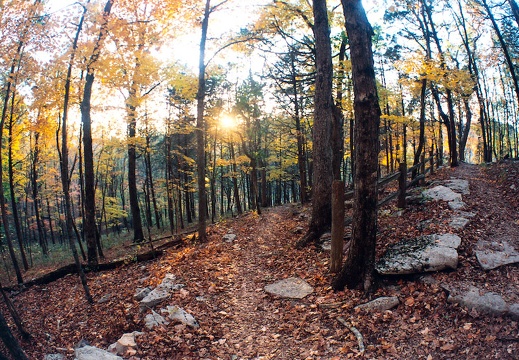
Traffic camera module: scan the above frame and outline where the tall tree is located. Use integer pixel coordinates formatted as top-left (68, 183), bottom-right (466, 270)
top-left (296, 0), bottom-right (334, 249)
top-left (60, 1), bottom-right (93, 303)
top-left (333, 0), bottom-right (381, 292)
top-left (80, 0), bottom-right (113, 266)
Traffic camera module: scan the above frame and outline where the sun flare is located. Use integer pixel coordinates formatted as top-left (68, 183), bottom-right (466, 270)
top-left (220, 115), bottom-right (237, 129)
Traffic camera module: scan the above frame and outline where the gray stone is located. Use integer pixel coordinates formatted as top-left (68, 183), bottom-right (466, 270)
top-left (264, 277), bottom-right (314, 299)
top-left (163, 305), bottom-right (199, 328)
top-left (222, 233), bottom-right (237, 243)
top-left (444, 179), bottom-right (470, 194)
top-left (450, 217), bottom-right (470, 230)
top-left (457, 211), bottom-right (476, 218)
top-left (448, 199), bottom-right (466, 210)
top-left (355, 296), bottom-right (400, 311)
top-left (75, 346), bottom-right (123, 360)
top-left (509, 304), bottom-right (519, 320)
top-left (134, 287), bottom-right (152, 301)
top-left (376, 234), bottom-right (461, 275)
top-left (423, 185), bottom-right (462, 202)
top-left (140, 274), bottom-right (184, 310)
top-left (475, 241), bottom-right (519, 270)
top-left (140, 288), bottom-right (170, 310)
top-left (447, 286), bottom-right (508, 316)
top-left (144, 310), bottom-right (169, 329)
top-left (108, 332), bottom-right (142, 357)
top-left (44, 355), bottom-right (65, 360)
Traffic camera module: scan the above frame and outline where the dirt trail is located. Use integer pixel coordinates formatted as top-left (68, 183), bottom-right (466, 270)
top-left (9, 162), bottom-right (519, 359)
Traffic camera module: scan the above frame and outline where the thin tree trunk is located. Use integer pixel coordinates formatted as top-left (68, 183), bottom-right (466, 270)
top-left (7, 92), bottom-right (28, 271)
top-left (60, 3), bottom-right (93, 303)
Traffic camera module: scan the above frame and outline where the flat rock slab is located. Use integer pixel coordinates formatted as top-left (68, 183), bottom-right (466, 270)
top-left (265, 277), bottom-right (314, 299)
top-left (75, 346), bottom-right (123, 360)
top-left (355, 296), bottom-right (400, 311)
top-left (447, 286), bottom-right (508, 317)
top-left (423, 186), bottom-right (462, 202)
top-left (376, 234), bottom-right (461, 275)
top-left (448, 199), bottom-right (466, 210)
top-left (475, 241), bottom-right (519, 270)
top-left (443, 179), bottom-right (470, 194)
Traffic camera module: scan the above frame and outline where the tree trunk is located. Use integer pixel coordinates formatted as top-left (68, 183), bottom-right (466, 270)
top-left (0, 310), bottom-right (28, 360)
top-left (60, 3), bottom-right (93, 303)
top-left (333, 0), bottom-right (381, 292)
top-left (7, 92), bottom-right (28, 271)
top-left (80, 0), bottom-right (112, 265)
top-left (196, 0), bottom-right (212, 243)
top-left (296, 0), bottom-right (334, 248)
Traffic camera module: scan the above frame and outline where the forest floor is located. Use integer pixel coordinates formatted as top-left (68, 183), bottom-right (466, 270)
top-left (3, 161), bottom-right (519, 359)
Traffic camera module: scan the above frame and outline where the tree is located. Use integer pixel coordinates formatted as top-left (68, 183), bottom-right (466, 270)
top-left (333, 0), bottom-right (381, 292)
top-left (295, 0), bottom-right (334, 249)
top-left (80, 0), bottom-right (113, 266)
top-left (0, 310), bottom-right (28, 360)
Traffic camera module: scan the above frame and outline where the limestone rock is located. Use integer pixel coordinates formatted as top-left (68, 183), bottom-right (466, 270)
top-left (509, 304), bottom-right (519, 320)
top-left (423, 185), bottom-right (462, 202)
top-left (163, 305), bottom-right (199, 328)
top-left (450, 217), bottom-right (470, 230)
top-left (376, 234), bottom-right (461, 275)
top-left (75, 345), bottom-right (123, 360)
top-left (144, 310), bottom-right (169, 329)
top-left (140, 274), bottom-right (184, 310)
top-left (475, 241), bottom-right (519, 270)
top-left (448, 199), bottom-right (466, 210)
top-left (134, 287), bottom-right (152, 301)
top-left (443, 179), bottom-right (470, 194)
top-left (108, 332), bottom-right (142, 357)
top-left (355, 296), bottom-right (400, 311)
top-left (222, 233), bottom-right (237, 243)
top-left (264, 277), bottom-right (314, 299)
top-left (447, 286), bottom-right (508, 316)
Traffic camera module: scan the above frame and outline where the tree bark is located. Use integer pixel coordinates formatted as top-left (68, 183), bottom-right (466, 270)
top-left (333, 0), bottom-right (381, 292)
top-left (296, 0), bottom-right (334, 248)
top-left (196, 0), bottom-right (211, 242)
top-left (0, 310), bottom-right (28, 360)
top-left (80, 0), bottom-right (112, 265)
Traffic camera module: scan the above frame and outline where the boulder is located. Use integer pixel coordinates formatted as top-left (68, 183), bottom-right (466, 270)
top-left (376, 234), bottom-right (461, 275)
top-left (163, 305), bottom-right (199, 328)
top-left (75, 345), bottom-right (123, 360)
top-left (108, 332), bottom-right (142, 357)
top-left (264, 277), bottom-right (314, 299)
top-left (144, 310), bottom-right (169, 329)
top-left (475, 241), bottom-right (519, 270)
top-left (355, 296), bottom-right (400, 311)
top-left (447, 286), bottom-right (508, 316)
top-left (423, 186), bottom-right (462, 202)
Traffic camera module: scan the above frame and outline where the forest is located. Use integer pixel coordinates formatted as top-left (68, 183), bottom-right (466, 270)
top-left (0, 0), bottom-right (518, 356)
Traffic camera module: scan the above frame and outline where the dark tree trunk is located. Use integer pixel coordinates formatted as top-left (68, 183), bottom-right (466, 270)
top-left (0, 310), bottom-right (28, 360)
top-left (60, 3), bottom-right (93, 304)
top-left (296, 0), bottom-right (334, 248)
top-left (80, 0), bottom-right (112, 265)
top-left (333, 0), bottom-right (381, 292)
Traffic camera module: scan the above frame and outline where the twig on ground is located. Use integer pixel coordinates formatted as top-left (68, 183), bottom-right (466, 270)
top-left (337, 316), bottom-right (365, 354)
